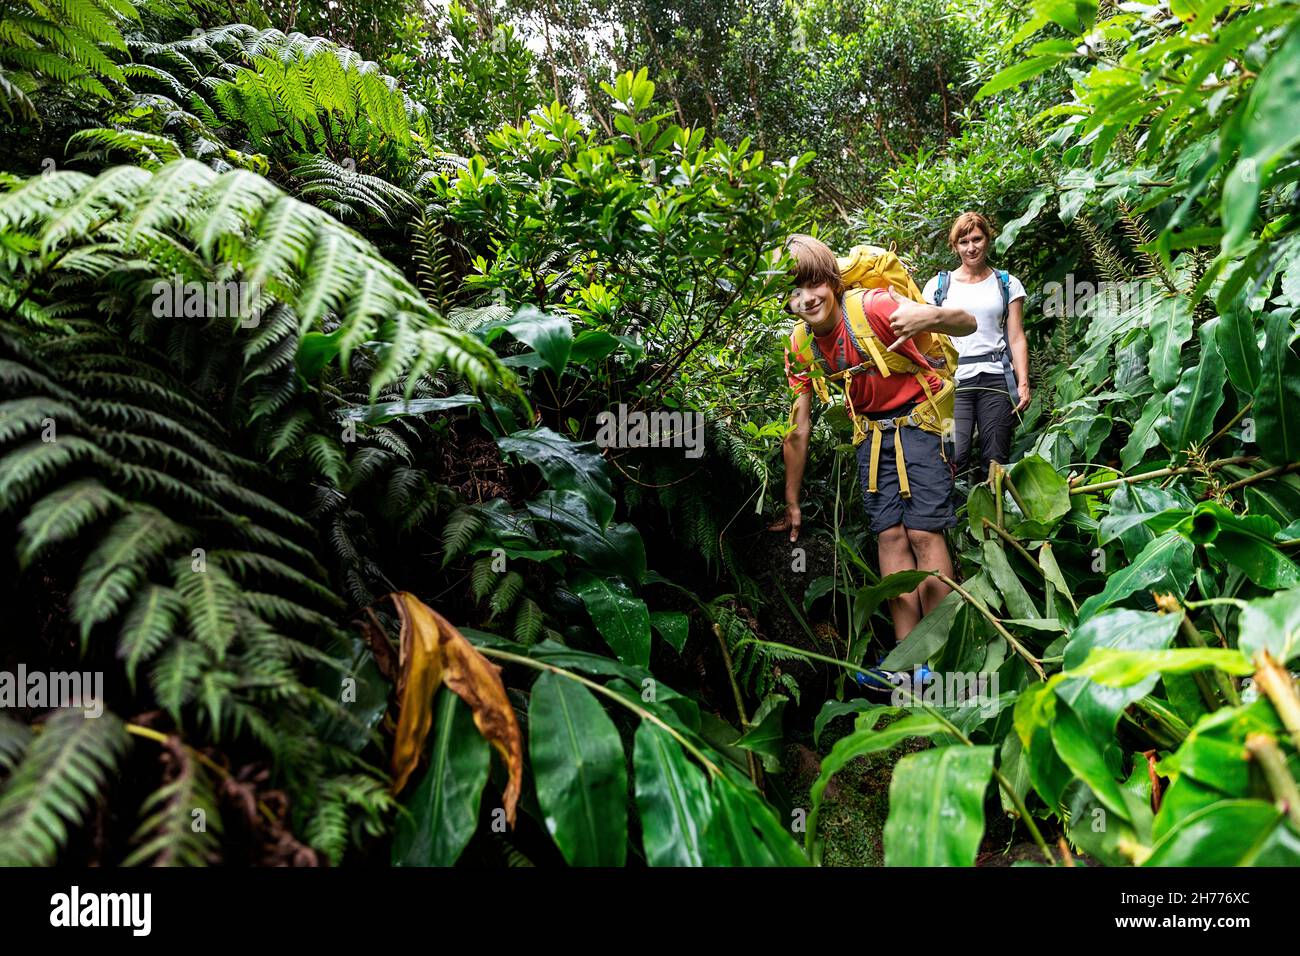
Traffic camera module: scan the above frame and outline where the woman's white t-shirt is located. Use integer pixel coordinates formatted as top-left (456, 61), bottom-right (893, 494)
top-left (921, 270), bottom-right (1026, 382)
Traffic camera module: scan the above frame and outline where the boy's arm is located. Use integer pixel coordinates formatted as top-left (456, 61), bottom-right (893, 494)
top-left (768, 391), bottom-right (811, 543)
top-left (882, 287), bottom-right (976, 351)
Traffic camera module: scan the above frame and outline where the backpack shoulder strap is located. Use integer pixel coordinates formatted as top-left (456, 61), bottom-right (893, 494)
top-left (789, 321), bottom-right (834, 404)
top-left (843, 290), bottom-right (893, 377)
top-left (995, 269), bottom-right (1010, 329)
top-left (934, 271), bottom-right (949, 307)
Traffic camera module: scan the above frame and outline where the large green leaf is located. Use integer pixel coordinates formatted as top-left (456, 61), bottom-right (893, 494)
top-left (478, 306), bottom-right (573, 375)
top-left (1154, 318), bottom-right (1226, 456)
top-left (1014, 682), bottom-right (1073, 813)
top-left (392, 692), bottom-right (489, 867)
top-left (880, 590), bottom-right (962, 669)
top-left (1221, 23), bottom-right (1300, 257)
top-left (733, 694), bottom-right (787, 772)
top-left (1038, 542), bottom-right (1078, 614)
top-left (1049, 700), bottom-right (1139, 827)
top-left (1146, 296), bottom-right (1194, 391)
top-left (1238, 586), bottom-right (1300, 665)
top-left (572, 571), bottom-right (651, 666)
top-left (703, 774), bottom-right (809, 866)
top-left (1102, 482), bottom-right (1190, 560)
top-left (526, 490), bottom-right (647, 583)
top-left (1075, 530), bottom-right (1194, 623)
top-left (883, 745), bottom-right (995, 866)
top-left (1055, 609), bottom-right (1181, 745)
top-left (649, 610), bottom-right (690, 654)
top-left (1216, 305), bottom-right (1262, 397)
top-left (633, 722), bottom-right (712, 866)
top-left (528, 672), bottom-right (627, 866)
top-left (1156, 700), bottom-right (1282, 799)
top-left (981, 539), bottom-right (1039, 620)
top-left (498, 426), bottom-right (615, 528)
top-left (812, 699), bottom-right (880, 748)
top-left (966, 483), bottom-right (997, 538)
top-left (1069, 647), bottom-right (1254, 685)
top-left (1181, 502), bottom-right (1300, 590)
top-left (1254, 311), bottom-right (1300, 466)
top-left (1119, 398), bottom-right (1164, 472)
top-left (973, 56), bottom-right (1065, 102)
top-left (1008, 455), bottom-right (1071, 529)
top-left (1144, 800), bottom-right (1299, 866)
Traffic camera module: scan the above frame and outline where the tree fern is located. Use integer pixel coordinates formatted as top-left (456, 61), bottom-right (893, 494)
top-left (0, 710), bottom-right (130, 867)
top-left (303, 772), bottom-right (395, 866)
top-left (123, 737), bottom-right (223, 867)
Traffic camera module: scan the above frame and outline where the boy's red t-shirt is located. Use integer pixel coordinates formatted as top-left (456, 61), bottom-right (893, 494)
top-left (785, 288), bottom-right (940, 414)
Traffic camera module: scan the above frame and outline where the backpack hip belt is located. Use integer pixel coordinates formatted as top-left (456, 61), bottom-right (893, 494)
top-left (855, 381), bottom-right (953, 499)
top-left (957, 346), bottom-right (1019, 403)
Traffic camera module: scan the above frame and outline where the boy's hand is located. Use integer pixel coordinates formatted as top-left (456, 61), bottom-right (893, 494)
top-left (885, 288), bottom-right (929, 351)
top-left (768, 503), bottom-right (802, 543)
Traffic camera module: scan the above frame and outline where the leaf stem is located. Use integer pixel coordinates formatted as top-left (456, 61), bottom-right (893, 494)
top-left (1245, 733), bottom-right (1300, 831)
top-left (932, 572), bottom-right (1048, 681)
top-left (125, 723), bottom-right (278, 824)
top-left (1070, 456), bottom-right (1256, 495)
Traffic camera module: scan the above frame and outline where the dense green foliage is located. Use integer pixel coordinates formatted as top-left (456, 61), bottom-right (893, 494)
top-left (1, 0), bottom-right (1299, 867)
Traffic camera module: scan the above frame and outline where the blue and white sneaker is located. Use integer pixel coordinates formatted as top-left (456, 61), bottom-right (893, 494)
top-left (851, 662), bottom-right (935, 701)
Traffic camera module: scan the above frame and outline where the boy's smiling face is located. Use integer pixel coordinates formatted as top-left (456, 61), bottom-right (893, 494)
top-left (787, 280), bottom-right (837, 326)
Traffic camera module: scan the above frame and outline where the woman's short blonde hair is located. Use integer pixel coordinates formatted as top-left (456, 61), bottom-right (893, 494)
top-left (948, 212), bottom-right (996, 250)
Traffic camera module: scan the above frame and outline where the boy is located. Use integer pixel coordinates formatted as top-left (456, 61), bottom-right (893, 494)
top-left (767, 234), bottom-right (976, 660)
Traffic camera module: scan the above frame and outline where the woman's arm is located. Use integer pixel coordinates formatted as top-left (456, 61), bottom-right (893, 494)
top-left (1006, 297), bottom-right (1030, 411)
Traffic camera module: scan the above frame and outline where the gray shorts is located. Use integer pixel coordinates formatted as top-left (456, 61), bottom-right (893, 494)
top-left (855, 408), bottom-right (957, 534)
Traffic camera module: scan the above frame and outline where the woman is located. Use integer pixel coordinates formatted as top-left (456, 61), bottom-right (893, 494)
top-left (922, 212), bottom-right (1029, 479)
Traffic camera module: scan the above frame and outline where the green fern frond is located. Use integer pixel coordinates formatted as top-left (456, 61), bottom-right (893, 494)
top-left (0, 710), bottom-right (129, 866)
top-left (17, 478), bottom-right (122, 568)
top-left (173, 559), bottom-right (240, 662)
top-left (0, 715), bottom-right (33, 776)
top-left (470, 556), bottom-right (494, 602)
top-left (488, 570), bottom-right (523, 617)
top-left (69, 506), bottom-right (192, 645)
top-left (123, 738), bottom-right (223, 867)
top-left (513, 596), bottom-right (542, 645)
top-left (117, 584), bottom-right (183, 689)
top-left (440, 506), bottom-right (483, 566)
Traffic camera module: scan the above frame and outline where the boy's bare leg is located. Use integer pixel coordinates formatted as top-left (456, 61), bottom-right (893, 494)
top-left (905, 528), bottom-right (955, 614)
top-left (878, 524), bottom-right (922, 640)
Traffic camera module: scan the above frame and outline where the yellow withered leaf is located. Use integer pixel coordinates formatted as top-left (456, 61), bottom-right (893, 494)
top-left (388, 592), bottom-right (523, 826)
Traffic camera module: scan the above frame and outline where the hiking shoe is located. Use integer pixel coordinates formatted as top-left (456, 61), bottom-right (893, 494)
top-left (851, 663), bottom-right (936, 702)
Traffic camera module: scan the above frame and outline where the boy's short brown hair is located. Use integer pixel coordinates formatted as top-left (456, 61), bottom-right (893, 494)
top-left (948, 212), bottom-right (996, 250)
top-left (784, 234), bottom-right (845, 298)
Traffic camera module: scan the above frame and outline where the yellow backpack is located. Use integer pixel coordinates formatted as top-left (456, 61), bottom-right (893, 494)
top-left (788, 245), bottom-right (959, 499)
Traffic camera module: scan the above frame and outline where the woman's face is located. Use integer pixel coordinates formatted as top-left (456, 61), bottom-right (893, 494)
top-left (955, 228), bottom-right (989, 268)
top-left (787, 281), bottom-right (837, 324)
